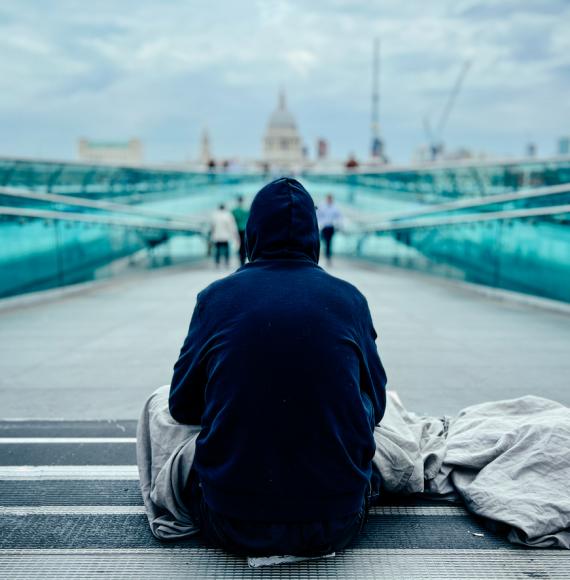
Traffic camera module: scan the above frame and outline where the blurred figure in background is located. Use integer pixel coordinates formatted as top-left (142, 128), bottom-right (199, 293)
top-left (345, 154), bottom-right (359, 171)
top-left (231, 195), bottom-right (250, 267)
top-left (210, 203), bottom-right (238, 268)
top-left (317, 194), bottom-right (342, 266)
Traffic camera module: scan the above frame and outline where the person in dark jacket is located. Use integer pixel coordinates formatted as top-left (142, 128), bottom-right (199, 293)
top-left (231, 195), bottom-right (249, 266)
top-left (169, 177), bottom-right (387, 557)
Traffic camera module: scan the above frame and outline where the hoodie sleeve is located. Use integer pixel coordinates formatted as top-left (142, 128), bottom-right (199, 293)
top-left (359, 297), bottom-right (388, 425)
top-left (169, 295), bottom-right (209, 425)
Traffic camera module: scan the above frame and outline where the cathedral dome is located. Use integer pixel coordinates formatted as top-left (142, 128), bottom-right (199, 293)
top-left (263, 90), bottom-right (304, 168)
top-left (267, 92), bottom-right (297, 130)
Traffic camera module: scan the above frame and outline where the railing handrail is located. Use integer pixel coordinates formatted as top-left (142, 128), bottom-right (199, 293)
top-left (0, 206), bottom-right (205, 234)
top-left (305, 154), bottom-right (570, 176)
top-left (0, 155), bottom-right (208, 175)
top-left (4, 202), bottom-right (566, 235)
top-left (363, 204), bottom-right (570, 234)
top-left (1, 153), bottom-right (570, 178)
top-left (0, 186), bottom-right (206, 229)
top-left (356, 183), bottom-right (570, 227)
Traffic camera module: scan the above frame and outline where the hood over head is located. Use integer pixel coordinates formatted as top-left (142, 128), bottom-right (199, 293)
top-left (245, 178), bottom-right (320, 263)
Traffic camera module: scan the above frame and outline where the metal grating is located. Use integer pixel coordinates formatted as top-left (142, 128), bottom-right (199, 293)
top-left (0, 443), bottom-right (136, 466)
top-left (0, 480), bottom-right (143, 506)
top-left (0, 421), bottom-right (566, 579)
top-left (0, 549), bottom-right (568, 579)
top-left (0, 513), bottom-right (512, 550)
top-left (0, 421), bottom-right (138, 438)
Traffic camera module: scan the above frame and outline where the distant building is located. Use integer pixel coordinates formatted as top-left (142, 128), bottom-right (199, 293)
top-left (317, 138), bottom-right (328, 159)
top-left (200, 129), bottom-right (212, 165)
top-left (262, 91), bottom-right (304, 169)
top-left (558, 137), bottom-right (570, 156)
top-left (526, 142), bottom-right (537, 158)
top-left (412, 145), bottom-right (489, 164)
top-left (78, 139), bottom-right (143, 165)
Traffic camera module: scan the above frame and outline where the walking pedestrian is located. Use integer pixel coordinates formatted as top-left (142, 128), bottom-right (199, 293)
top-left (231, 196), bottom-right (249, 267)
top-left (317, 194), bottom-right (342, 266)
top-left (210, 203), bottom-right (238, 268)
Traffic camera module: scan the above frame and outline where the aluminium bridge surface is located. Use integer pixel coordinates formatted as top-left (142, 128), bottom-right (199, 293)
top-left (1, 259), bottom-right (569, 417)
top-left (0, 260), bottom-right (569, 578)
top-left (0, 419), bottom-right (568, 579)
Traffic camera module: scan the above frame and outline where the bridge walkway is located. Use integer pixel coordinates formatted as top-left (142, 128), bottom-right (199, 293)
top-left (0, 260), bottom-right (569, 578)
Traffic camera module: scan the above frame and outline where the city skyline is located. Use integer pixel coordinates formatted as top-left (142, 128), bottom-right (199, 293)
top-left (0, 0), bottom-right (569, 163)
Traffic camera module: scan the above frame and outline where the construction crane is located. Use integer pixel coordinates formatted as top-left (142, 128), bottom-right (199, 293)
top-left (424, 60), bottom-right (471, 161)
top-left (370, 37), bottom-right (387, 163)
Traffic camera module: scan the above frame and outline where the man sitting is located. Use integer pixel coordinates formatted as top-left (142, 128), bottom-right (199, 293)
top-left (169, 177), bottom-right (387, 556)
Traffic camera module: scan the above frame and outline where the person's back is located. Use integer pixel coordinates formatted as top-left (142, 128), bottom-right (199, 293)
top-left (210, 206), bottom-right (236, 243)
top-left (210, 204), bottom-right (237, 267)
top-left (170, 178), bottom-right (387, 556)
top-left (231, 200), bottom-right (249, 233)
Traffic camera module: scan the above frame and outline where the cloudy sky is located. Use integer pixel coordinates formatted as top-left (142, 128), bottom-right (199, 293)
top-left (1, 0), bottom-right (569, 164)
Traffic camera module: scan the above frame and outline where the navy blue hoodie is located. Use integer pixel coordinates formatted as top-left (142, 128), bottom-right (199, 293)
top-left (169, 178), bottom-right (387, 523)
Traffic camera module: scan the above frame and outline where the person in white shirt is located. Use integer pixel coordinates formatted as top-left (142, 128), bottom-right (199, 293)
top-left (210, 204), bottom-right (239, 267)
top-left (316, 194), bottom-right (342, 265)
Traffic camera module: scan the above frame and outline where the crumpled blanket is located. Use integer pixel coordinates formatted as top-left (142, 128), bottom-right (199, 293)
top-left (137, 386), bottom-right (570, 548)
top-left (136, 385), bottom-right (200, 539)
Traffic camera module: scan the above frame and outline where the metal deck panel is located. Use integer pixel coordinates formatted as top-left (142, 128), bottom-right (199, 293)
top-left (0, 513), bottom-right (514, 550)
top-left (1, 549), bottom-right (567, 579)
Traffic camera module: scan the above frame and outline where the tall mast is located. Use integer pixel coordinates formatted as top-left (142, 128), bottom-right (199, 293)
top-left (371, 38), bottom-right (384, 160)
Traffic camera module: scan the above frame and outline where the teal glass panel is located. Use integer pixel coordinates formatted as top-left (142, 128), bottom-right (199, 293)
top-left (0, 215), bottom-right (206, 298)
top-left (352, 214), bottom-right (570, 302)
top-left (0, 217), bottom-right (60, 296)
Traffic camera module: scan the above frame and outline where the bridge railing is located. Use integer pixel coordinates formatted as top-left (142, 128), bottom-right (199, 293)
top-left (0, 157), bottom-right (260, 199)
top-left (351, 183), bottom-right (570, 229)
top-left (347, 204), bottom-right (570, 303)
top-left (0, 205), bottom-right (207, 299)
top-left (0, 186), bottom-right (208, 230)
top-left (3, 155), bottom-right (570, 201)
top-left (0, 168), bottom-right (267, 299)
top-left (307, 156), bottom-right (570, 200)
top-left (2, 156), bottom-right (569, 303)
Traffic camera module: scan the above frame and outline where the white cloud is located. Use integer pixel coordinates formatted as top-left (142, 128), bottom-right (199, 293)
top-left (283, 50), bottom-right (318, 77)
top-left (0, 0), bottom-right (568, 162)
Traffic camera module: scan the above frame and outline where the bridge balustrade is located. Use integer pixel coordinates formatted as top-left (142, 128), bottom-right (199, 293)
top-left (1, 157), bottom-right (569, 302)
